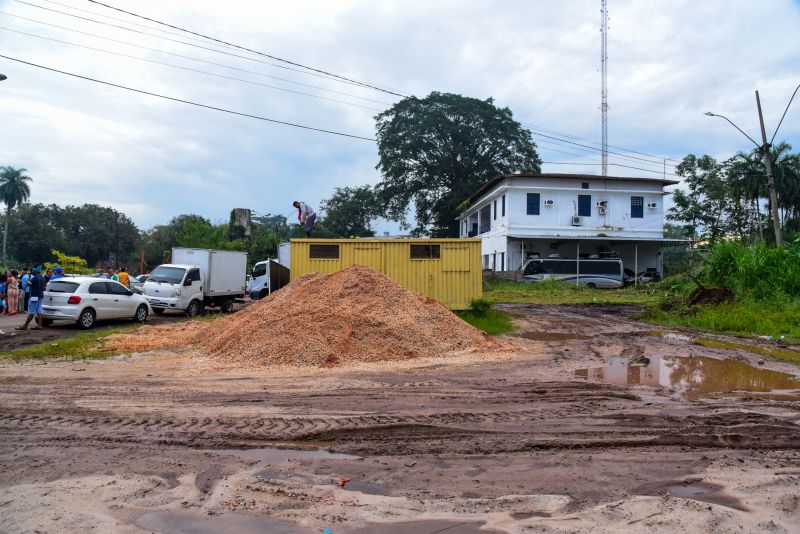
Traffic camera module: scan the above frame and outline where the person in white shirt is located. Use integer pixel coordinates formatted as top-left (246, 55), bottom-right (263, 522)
top-left (292, 201), bottom-right (317, 237)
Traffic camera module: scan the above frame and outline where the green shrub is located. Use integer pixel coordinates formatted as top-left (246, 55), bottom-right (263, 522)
top-left (702, 240), bottom-right (800, 300)
top-left (469, 298), bottom-right (492, 316)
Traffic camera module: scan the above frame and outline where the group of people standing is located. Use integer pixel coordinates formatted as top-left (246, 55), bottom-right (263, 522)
top-left (94, 267), bottom-right (130, 286)
top-left (1, 265), bottom-right (61, 317)
top-left (0, 264), bottom-right (49, 329)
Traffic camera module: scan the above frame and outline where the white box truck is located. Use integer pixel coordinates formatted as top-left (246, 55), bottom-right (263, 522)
top-left (143, 248), bottom-right (247, 316)
top-left (246, 258), bottom-right (291, 300)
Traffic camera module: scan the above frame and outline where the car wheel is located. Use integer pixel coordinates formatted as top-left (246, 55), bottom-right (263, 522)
top-left (259, 288), bottom-right (269, 300)
top-left (152, 308), bottom-right (164, 315)
top-left (587, 283), bottom-right (597, 290)
top-left (77, 308), bottom-right (96, 330)
top-left (186, 300), bottom-right (201, 318)
top-left (41, 319), bottom-right (53, 327)
top-left (134, 304), bottom-right (149, 323)
top-left (219, 300), bottom-right (233, 313)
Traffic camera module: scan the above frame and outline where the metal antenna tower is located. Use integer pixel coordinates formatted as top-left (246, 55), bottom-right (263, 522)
top-left (600, 0), bottom-right (609, 176)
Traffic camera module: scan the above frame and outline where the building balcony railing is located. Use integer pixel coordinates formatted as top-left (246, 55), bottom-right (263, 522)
top-left (478, 224), bottom-right (491, 234)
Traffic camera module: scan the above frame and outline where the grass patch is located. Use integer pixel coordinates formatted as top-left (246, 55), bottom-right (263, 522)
top-left (0, 325), bottom-right (138, 363)
top-left (691, 337), bottom-right (800, 365)
top-left (457, 309), bottom-right (515, 335)
top-left (641, 300), bottom-right (800, 343)
top-left (484, 279), bottom-right (662, 305)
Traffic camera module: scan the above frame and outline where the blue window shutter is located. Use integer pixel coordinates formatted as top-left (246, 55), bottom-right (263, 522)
top-left (501, 195), bottom-right (506, 217)
top-left (631, 196), bottom-right (644, 218)
top-left (493, 200), bottom-right (497, 220)
top-left (527, 193), bottom-right (540, 215)
top-left (578, 195), bottom-right (591, 216)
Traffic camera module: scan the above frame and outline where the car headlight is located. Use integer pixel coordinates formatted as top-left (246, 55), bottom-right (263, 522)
top-left (170, 288), bottom-right (181, 298)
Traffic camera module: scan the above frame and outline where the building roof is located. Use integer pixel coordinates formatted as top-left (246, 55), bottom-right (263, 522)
top-left (465, 173), bottom-right (681, 205)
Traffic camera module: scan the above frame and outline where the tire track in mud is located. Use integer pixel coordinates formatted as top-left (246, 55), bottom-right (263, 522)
top-left (2, 388), bottom-right (798, 452)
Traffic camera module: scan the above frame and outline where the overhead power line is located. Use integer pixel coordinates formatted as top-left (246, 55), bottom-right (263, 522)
top-left (526, 121), bottom-right (681, 163)
top-left (0, 11), bottom-right (393, 105)
top-left (36, 0), bottom-right (247, 52)
top-left (0, 9), bottom-right (384, 93)
top-left (542, 161), bottom-right (677, 176)
top-left (528, 128), bottom-right (678, 167)
top-left (535, 137), bottom-right (673, 171)
top-left (0, 54), bottom-right (377, 141)
top-left (0, 26), bottom-right (385, 111)
top-left (84, 0), bottom-right (408, 97)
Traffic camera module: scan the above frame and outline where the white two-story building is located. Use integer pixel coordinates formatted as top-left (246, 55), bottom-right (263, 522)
top-left (457, 173), bottom-right (687, 277)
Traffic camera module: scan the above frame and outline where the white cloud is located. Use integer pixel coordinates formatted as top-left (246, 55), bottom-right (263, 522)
top-left (0, 0), bottom-right (797, 230)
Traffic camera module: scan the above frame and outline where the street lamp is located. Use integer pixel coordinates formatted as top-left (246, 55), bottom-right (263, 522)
top-left (704, 85), bottom-right (800, 247)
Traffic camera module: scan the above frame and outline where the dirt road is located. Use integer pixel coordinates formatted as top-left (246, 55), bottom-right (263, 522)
top-left (0, 301), bottom-right (250, 351)
top-left (1, 304), bottom-right (799, 533)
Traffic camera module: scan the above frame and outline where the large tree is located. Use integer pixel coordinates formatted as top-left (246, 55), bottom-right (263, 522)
top-left (321, 185), bottom-right (378, 237)
top-left (374, 92), bottom-right (541, 236)
top-left (0, 166), bottom-right (32, 262)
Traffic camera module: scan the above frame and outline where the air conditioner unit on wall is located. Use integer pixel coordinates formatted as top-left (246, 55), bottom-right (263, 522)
top-left (571, 216), bottom-right (582, 226)
top-left (647, 202), bottom-right (657, 209)
top-left (598, 206), bottom-right (607, 215)
top-left (596, 200), bottom-right (608, 208)
top-left (544, 199), bottom-right (555, 206)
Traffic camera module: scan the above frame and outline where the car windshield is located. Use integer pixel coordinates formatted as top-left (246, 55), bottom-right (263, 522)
top-left (47, 281), bottom-right (80, 293)
top-left (148, 266), bottom-right (186, 284)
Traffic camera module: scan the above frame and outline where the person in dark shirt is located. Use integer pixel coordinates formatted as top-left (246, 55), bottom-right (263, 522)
top-left (18, 264), bottom-right (45, 330)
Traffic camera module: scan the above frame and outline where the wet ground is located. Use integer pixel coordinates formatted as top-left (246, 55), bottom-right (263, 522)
top-left (1, 303), bottom-right (799, 533)
top-left (0, 301), bottom-right (250, 351)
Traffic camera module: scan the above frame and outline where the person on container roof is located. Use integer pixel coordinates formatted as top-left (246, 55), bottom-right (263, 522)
top-left (292, 201), bottom-right (316, 238)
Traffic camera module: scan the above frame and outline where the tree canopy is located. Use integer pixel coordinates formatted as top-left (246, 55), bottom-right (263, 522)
top-left (320, 185), bottom-right (378, 237)
top-left (669, 142), bottom-right (800, 241)
top-left (375, 92), bottom-right (541, 236)
top-left (1, 166), bottom-right (33, 261)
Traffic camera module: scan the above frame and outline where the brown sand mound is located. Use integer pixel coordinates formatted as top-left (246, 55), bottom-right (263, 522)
top-left (105, 265), bottom-right (500, 367)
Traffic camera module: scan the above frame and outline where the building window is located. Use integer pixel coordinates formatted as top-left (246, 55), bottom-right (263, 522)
top-left (527, 193), bottom-right (540, 215)
top-left (581, 182), bottom-right (590, 189)
top-left (501, 195), bottom-right (506, 217)
top-left (578, 195), bottom-right (591, 216)
top-left (493, 199), bottom-right (497, 220)
top-left (500, 252), bottom-right (505, 271)
top-left (410, 244), bottom-right (441, 259)
top-left (631, 196), bottom-right (644, 218)
top-left (309, 244), bottom-right (339, 259)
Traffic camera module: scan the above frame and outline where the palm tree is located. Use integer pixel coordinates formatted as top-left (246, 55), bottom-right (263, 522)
top-left (0, 166), bottom-right (32, 262)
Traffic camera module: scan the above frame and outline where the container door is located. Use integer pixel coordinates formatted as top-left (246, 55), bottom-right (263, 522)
top-left (353, 246), bottom-right (383, 271)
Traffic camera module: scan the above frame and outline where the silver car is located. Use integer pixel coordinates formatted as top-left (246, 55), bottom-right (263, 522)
top-left (129, 274), bottom-right (149, 294)
top-left (43, 277), bottom-right (152, 329)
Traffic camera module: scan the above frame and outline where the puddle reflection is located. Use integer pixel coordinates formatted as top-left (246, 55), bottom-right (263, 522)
top-left (575, 356), bottom-right (800, 399)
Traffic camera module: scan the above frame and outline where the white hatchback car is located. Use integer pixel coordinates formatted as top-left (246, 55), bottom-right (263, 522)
top-left (43, 277), bottom-right (152, 329)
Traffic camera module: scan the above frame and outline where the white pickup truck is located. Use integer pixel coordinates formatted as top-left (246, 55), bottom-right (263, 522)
top-left (143, 248), bottom-right (247, 316)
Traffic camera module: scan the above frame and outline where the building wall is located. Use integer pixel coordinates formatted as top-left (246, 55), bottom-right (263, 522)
top-left (460, 176), bottom-right (666, 239)
top-left (289, 239), bottom-right (482, 310)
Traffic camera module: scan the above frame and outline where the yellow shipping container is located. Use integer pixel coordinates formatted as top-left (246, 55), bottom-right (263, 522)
top-left (289, 238), bottom-right (482, 310)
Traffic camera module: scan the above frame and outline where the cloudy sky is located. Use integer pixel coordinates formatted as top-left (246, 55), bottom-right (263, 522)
top-left (1, 0), bottom-right (798, 231)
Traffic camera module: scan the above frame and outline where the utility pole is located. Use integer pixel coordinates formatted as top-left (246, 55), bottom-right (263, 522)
top-left (755, 90), bottom-right (783, 247)
top-left (600, 0), bottom-right (609, 176)
top-left (115, 214), bottom-right (120, 270)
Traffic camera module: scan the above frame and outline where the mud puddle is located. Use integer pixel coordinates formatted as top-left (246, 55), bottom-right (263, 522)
top-left (635, 478), bottom-right (747, 510)
top-left (344, 520), bottom-right (499, 533)
top-left (135, 510), bottom-right (310, 533)
top-left (575, 355), bottom-right (800, 399)
top-left (514, 331), bottom-right (591, 341)
top-left (210, 447), bottom-right (358, 463)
